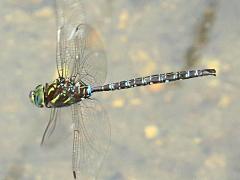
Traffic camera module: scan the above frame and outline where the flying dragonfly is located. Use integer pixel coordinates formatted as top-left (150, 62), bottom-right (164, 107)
top-left (29, 0), bottom-right (216, 179)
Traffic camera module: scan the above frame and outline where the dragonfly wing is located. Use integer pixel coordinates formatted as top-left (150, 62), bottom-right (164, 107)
top-left (55, 0), bottom-right (86, 78)
top-left (41, 108), bottom-right (72, 147)
top-left (72, 100), bottom-right (111, 179)
top-left (41, 108), bottom-right (59, 145)
top-left (68, 24), bottom-right (108, 86)
top-left (55, 0), bottom-right (107, 84)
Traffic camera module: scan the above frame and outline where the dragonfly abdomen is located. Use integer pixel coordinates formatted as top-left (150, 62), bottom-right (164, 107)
top-left (91, 69), bottom-right (216, 93)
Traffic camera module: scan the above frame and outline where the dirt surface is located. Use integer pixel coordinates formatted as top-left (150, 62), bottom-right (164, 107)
top-left (0, 0), bottom-right (239, 179)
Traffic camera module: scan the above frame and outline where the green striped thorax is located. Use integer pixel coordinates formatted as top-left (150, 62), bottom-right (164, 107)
top-left (29, 84), bottom-right (45, 108)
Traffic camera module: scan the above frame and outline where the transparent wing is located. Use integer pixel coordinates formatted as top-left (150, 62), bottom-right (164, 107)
top-left (56, 0), bottom-right (107, 85)
top-left (41, 108), bottom-right (59, 145)
top-left (68, 24), bottom-right (107, 86)
top-left (72, 100), bottom-right (111, 179)
top-left (41, 108), bottom-right (72, 148)
top-left (55, 0), bottom-right (86, 77)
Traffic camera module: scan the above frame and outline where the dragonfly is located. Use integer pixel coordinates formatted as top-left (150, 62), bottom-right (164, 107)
top-left (29, 0), bottom-right (216, 179)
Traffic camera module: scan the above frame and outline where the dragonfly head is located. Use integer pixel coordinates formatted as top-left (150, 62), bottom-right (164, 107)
top-left (29, 84), bottom-right (45, 108)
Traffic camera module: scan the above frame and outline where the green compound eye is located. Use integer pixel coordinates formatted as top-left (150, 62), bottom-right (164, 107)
top-left (29, 85), bottom-right (45, 108)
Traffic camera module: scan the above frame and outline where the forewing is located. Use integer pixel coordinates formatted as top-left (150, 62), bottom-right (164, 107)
top-left (55, 0), bottom-right (107, 84)
top-left (72, 100), bottom-right (111, 179)
top-left (41, 108), bottom-right (72, 148)
top-left (41, 108), bottom-right (58, 145)
top-left (68, 24), bottom-right (108, 86)
top-left (55, 0), bottom-right (86, 78)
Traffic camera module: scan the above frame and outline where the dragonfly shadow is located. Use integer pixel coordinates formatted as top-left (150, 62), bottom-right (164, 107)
top-left (184, 0), bottom-right (219, 69)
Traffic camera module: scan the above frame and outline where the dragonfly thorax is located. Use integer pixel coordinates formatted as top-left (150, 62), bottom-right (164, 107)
top-left (43, 77), bottom-right (92, 108)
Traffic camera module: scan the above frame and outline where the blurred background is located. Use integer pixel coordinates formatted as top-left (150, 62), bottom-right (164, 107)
top-left (0, 0), bottom-right (239, 179)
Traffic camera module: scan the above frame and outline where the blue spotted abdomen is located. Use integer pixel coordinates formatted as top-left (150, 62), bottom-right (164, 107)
top-left (91, 69), bottom-right (216, 93)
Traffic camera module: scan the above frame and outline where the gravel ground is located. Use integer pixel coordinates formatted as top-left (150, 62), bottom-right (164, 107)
top-left (0, 0), bottom-right (239, 179)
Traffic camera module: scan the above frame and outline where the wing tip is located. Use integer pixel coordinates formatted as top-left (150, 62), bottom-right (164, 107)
top-left (73, 171), bottom-right (77, 179)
